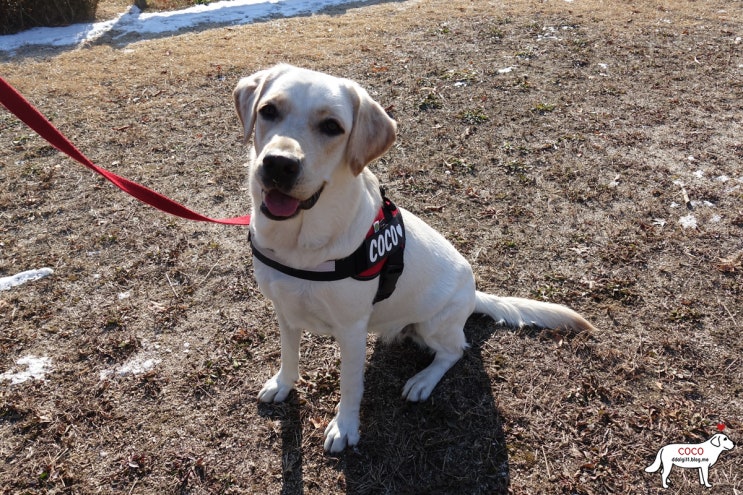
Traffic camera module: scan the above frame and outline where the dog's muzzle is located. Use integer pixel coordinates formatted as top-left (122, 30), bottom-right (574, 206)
top-left (258, 152), bottom-right (324, 220)
top-left (260, 185), bottom-right (324, 221)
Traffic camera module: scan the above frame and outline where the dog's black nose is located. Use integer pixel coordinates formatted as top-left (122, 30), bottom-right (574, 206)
top-left (261, 154), bottom-right (301, 190)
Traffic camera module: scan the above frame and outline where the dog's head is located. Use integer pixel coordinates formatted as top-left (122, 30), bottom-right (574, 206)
top-left (710, 433), bottom-right (735, 450)
top-left (233, 64), bottom-right (397, 221)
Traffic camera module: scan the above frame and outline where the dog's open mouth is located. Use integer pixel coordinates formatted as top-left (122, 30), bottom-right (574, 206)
top-left (261, 186), bottom-right (324, 220)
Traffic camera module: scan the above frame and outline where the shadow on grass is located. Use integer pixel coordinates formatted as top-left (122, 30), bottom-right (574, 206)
top-left (258, 316), bottom-right (509, 494)
top-left (342, 316), bottom-right (509, 494)
top-left (258, 397), bottom-right (305, 495)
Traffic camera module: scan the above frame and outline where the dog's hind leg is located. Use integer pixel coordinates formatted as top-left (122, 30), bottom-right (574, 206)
top-left (661, 463), bottom-right (673, 489)
top-left (401, 298), bottom-right (471, 402)
top-left (402, 348), bottom-right (464, 401)
top-left (258, 315), bottom-right (301, 403)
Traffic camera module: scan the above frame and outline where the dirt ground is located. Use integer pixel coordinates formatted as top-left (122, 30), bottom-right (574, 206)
top-left (1, 0), bottom-right (742, 493)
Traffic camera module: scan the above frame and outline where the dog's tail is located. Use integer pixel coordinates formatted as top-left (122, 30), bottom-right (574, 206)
top-left (645, 449), bottom-right (663, 473)
top-left (474, 292), bottom-right (595, 332)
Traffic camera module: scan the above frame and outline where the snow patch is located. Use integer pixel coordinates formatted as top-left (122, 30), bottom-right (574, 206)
top-left (0, 0), bottom-right (372, 53)
top-left (0, 268), bottom-right (54, 291)
top-left (1, 356), bottom-right (52, 384)
top-left (678, 214), bottom-right (697, 229)
top-left (538, 26), bottom-right (562, 41)
top-left (99, 354), bottom-right (160, 380)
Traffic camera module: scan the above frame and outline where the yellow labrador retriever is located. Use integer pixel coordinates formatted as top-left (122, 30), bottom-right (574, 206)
top-left (234, 64), bottom-right (594, 452)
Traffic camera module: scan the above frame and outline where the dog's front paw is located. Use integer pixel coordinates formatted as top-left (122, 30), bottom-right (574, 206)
top-left (323, 415), bottom-right (360, 453)
top-left (257, 373), bottom-right (294, 403)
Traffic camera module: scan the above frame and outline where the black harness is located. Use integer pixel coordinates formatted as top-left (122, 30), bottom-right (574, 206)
top-left (249, 193), bottom-right (405, 304)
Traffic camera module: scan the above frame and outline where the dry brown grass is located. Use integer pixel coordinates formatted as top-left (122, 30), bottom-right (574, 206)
top-left (1, 0), bottom-right (742, 493)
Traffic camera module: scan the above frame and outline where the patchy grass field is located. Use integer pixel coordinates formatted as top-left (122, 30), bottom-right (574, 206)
top-left (1, 0), bottom-right (742, 493)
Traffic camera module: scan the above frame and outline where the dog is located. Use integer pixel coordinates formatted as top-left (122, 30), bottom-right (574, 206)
top-left (234, 64), bottom-right (595, 452)
top-left (645, 433), bottom-right (735, 488)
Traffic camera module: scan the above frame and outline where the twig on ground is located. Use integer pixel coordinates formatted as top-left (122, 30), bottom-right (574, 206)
top-left (681, 185), bottom-right (692, 210)
top-left (719, 300), bottom-right (738, 328)
top-left (165, 273), bottom-right (180, 299)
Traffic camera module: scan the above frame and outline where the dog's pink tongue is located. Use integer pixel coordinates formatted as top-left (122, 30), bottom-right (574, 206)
top-left (263, 190), bottom-right (300, 218)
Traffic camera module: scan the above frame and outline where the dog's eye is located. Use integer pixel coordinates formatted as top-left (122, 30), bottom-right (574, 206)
top-left (319, 119), bottom-right (344, 136)
top-left (259, 103), bottom-right (279, 121)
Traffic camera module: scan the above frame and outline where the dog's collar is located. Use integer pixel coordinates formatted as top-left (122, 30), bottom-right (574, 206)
top-left (249, 190), bottom-right (405, 303)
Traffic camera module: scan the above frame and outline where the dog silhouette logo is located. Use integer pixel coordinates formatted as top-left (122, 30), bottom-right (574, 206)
top-left (645, 426), bottom-right (735, 489)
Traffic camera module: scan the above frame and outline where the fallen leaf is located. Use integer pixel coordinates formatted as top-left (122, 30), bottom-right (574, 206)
top-left (310, 417), bottom-right (327, 429)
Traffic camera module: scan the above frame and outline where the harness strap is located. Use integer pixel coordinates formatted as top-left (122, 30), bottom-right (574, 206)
top-left (249, 239), bottom-right (360, 282)
top-left (249, 193), bottom-right (405, 303)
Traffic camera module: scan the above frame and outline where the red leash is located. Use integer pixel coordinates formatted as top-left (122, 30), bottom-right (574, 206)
top-left (0, 76), bottom-right (251, 226)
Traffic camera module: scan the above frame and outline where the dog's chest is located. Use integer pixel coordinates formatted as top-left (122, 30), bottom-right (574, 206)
top-left (255, 266), bottom-right (376, 335)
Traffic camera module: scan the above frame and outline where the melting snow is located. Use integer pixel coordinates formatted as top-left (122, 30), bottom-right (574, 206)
top-left (538, 26), bottom-right (562, 41)
top-left (0, 0), bottom-right (373, 53)
top-left (1, 356), bottom-right (53, 384)
top-left (679, 214), bottom-right (697, 229)
top-left (99, 354), bottom-right (161, 380)
top-left (0, 268), bottom-right (53, 291)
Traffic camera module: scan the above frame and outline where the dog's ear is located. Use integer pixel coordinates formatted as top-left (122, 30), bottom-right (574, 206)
top-left (233, 65), bottom-right (288, 143)
top-left (711, 434), bottom-right (721, 447)
top-left (345, 82), bottom-right (397, 176)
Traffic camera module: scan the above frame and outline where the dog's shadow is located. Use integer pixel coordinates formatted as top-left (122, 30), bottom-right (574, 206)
top-left (260, 316), bottom-right (509, 495)
top-left (343, 316), bottom-right (509, 494)
top-left (257, 397), bottom-right (305, 495)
